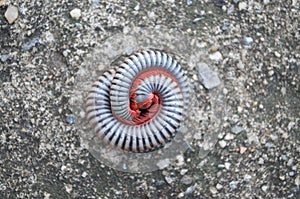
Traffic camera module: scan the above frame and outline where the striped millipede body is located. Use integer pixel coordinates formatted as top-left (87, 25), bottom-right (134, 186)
top-left (86, 50), bottom-right (189, 153)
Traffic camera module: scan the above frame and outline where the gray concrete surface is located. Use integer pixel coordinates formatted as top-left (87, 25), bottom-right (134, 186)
top-left (0, 0), bottom-right (299, 198)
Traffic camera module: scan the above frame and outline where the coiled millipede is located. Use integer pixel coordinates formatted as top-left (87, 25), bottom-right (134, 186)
top-left (85, 50), bottom-right (189, 153)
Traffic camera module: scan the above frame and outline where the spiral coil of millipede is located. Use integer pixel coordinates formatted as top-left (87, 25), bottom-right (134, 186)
top-left (86, 50), bottom-right (189, 153)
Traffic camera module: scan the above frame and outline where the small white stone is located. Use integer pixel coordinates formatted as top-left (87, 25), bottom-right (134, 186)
top-left (262, 185), bottom-right (268, 192)
top-left (65, 184), bottom-right (72, 193)
top-left (279, 175), bottom-right (285, 181)
top-left (134, 3), bottom-right (140, 11)
top-left (180, 169), bottom-right (188, 175)
top-left (281, 87), bottom-right (286, 95)
top-left (224, 133), bottom-right (235, 140)
top-left (224, 162), bottom-right (231, 170)
top-left (216, 183), bottom-right (223, 190)
top-left (192, 74), bottom-right (198, 81)
top-left (177, 192), bottom-right (184, 198)
top-left (148, 11), bottom-right (156, 18)
top-left (274, 51), bottom-right (281, 58)
top-left (295, 176), bottom-right (300, 186)
top-left (231, 126), bottom-right (244, 134)
top-left (166, 0), bottom-right (175, 3)
top-left (70, 8), bottom-right (81, 20)
top-left (176, 155), bottom-right (185, 166)
top-left (165, 176), bottom-right (175, 184)
top-left (258, 157), bottom-right (264, 164)
top-left (219, 140), bottom-right (227, 148)
top-left (239, 146), bottom-right (247, 154)
top-left (210, 186), bottom-right (218, 194)
top-left (244, 174), bottom-right (252, 181)
top-left (237, 61), bottom-right (245, 69)
top-left (238, 2), bottom-right (247, 10)
top-left (287, 121), bottom-right (295, 130)
top-left (123, 26), bottom-right (130, 34)
top-left (223, 88), bottom-right (228, 95)
top-left (44, 192), bottom-right (51, 199)
top-left (209, 51), bottom-right (223, 61)
top-left (268, 70), bottom-right (274, 76)
top-left (229, 181), bottom-right (238, 189)
top-left (5, 5), bottom-right (19, 24)
top-left (61, 165), bottom-right (67, 171)
top-left (63, 50), bottom-right (69, 57)
top-left (237, 106), bottom-right (243, 113)
top-left (81, 171), bottom-right (88, 178)
top-left (243, 37), bottom-right (253, 45)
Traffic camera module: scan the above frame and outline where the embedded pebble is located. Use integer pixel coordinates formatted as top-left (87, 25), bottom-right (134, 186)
top-left (70, 8), bottom-right (81, 20)
top-left (238, 2), bottom-right (247, 10)
top-left (22, 38), bottom-right (40, 51)
top-left (218, 164), bottom-right (225, 169)
top-left (239, 146), bottom-right (247, 154)
top-left (262, 185), bottom-right (268, 192)
top-left (244, 174), bottom-right (252, 181)
top-left (210, 186), bottom-right (218, 194)
top-left (209, 51), bottom-right (223, 61)
top-left (44, 192), bottom-right (51, 199)
top-left (224, 162), bottom-right (231, 170)
top-left (274, 51), bottom-right (281, 58)
top-left (216, 184), bottom-right (223, 190)
top-left (289, 171), bottom-right (295, 177)
top-left (180, 169), bottom-right (188, 175)
top-left (237, 61), bottom-right (245, 69)
top-left (156, 158), bottom-right (170, 170)
top-left (219, 140), bottom-right (227, 148)
top-left (224, 133), bottom-right (235, 140)
top-left (227, 5), bottom-right (235, 14)
top-left (185, 186), bottom-right (195, 195)
top-left (258, 157), bottom-right (264, 165)
top-left (198, 63), bottom-right (221, 89)
top-left (155, 180), bottom-right (165, 187)
top-left (229, 181), bottom-right (238, 189)
top-left (295, 176), bottom-right (300, 186)
top-left (176, 155), bottom-right (185, 166)
top-left (5, 5), bottom-right (18, 24)
top-left (231, 126), bottom-right (244, 134)
top-left (91, 0), bottom-right (99, 5)
top-left (265, 142), bottom-right (275, 148)
top-left (65, 184), bottom-right (73, 193)
top-left (0, 54), bottom-right (9, 62)
top-left (177, 192), bottom-right (184, 198)
top-left (66, 114), bottom-right (77, 125)
top-left (279, 175), bottom-right (285, 181)
top-left (221, 23), bottom-right (229, 31)
top-left (181, 175), bottom-right (193, 185)
top-left (243, 37), bottom-right (254, 45)
top-left (287, 158), bottom-right (294, 166)
top-left (165, 176), bottom-right (175, 184)
top-left (81, 171), bottom-right (88, 178)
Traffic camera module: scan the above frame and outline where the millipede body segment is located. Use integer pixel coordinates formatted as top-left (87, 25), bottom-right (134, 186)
top-left (86, 50), bottom-right (189, 153)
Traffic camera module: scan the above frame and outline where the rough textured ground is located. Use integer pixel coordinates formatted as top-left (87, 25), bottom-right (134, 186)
top-left (0, 0), bottom-right (299, 198)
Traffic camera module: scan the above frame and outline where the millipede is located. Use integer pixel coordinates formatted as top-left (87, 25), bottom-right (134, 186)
top-left (85, 50), bottom-right (189, 153)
